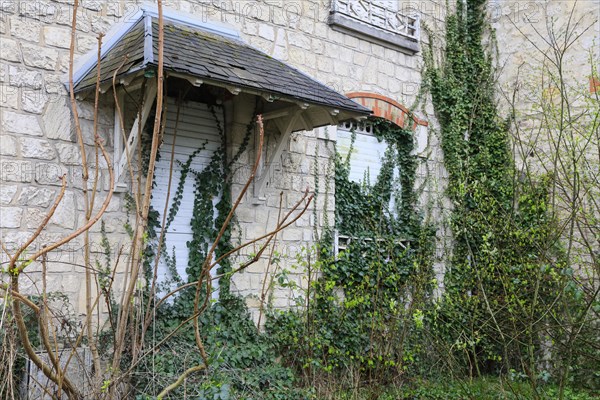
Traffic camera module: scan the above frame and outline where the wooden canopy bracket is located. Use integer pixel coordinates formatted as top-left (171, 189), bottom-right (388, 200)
top-left (261, 106), bottom-right (298, 121)
top-left (114, 79), bottom-right (158, 187)
top-left (299, 113), bottom-right (313, 131)
top-left (253, 108), bottom-right (303, 199)
top-left (325, 108), bottom-right (340, 126)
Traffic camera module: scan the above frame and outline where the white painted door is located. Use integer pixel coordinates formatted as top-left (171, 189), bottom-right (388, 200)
top-left (151, 98), bottom-right (223, 288)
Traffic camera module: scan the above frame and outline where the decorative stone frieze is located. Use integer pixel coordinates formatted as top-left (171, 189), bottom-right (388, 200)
top-left (328, 0), bottom-right (420, 53)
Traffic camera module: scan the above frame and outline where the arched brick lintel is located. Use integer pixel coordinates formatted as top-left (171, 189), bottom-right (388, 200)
top-left (346, 92), bottom-right (428, 130)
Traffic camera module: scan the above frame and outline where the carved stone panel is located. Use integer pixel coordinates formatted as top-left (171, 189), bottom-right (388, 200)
top-left (328, 0), bottom-right (420, 54)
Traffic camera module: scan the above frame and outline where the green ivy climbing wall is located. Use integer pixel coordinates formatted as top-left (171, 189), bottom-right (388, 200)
top-left (133, 102), bottom-right (308, 399)
top-left (268, 117), bottom-right (435, 391)
top-left (423, 0), bottom-right (584, 384)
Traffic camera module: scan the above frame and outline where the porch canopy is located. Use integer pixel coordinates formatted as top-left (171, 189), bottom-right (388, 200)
top-left (71, 6), bottom-right (371, 130)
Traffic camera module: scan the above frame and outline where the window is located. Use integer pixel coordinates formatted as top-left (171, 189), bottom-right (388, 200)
top-left (328, 0), bottom-right (420, 54)
top-left (334, 119), bottom-right (403, 254)
top-left (336, 120), bottom-right (388, 185)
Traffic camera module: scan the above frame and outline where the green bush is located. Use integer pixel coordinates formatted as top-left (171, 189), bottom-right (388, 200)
top-left (133, 294), bottom-right (309, 399)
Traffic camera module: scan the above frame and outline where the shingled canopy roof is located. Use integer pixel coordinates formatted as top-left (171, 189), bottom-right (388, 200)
top-left (72, 9), bottom-right (371, 120)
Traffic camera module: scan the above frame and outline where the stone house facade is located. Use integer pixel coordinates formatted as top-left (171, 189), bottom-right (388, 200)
top-left (8, 0), bottom-right (600, 324)
top-left (2, 2), bottom-right (599, 398)
top-left (0, 0), bottom-right (452, 324)
top-left (2, 0), bottom-right (597, 323)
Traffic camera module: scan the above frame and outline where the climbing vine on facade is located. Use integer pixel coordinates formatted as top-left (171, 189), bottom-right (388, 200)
top-left (424, 0), bottom-right (597, 394)
top-left (335, 118), bottom-right (421, 238)
top-left (268, 117), bottom-right (435, 392)
top-left (131, 103), bottom-right (308, 399)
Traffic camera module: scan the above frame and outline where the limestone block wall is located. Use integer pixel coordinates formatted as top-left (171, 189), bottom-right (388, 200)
top-left (0, 0), bottom-right (128, 323)
top-left (492, 0), bottom-right (598, 95)
top-left (492, 0), bottom-right (599, 275)
top-left (492, 0), bottom-right (598, 148)
top-left (1, 0), bottom-right (451, 320)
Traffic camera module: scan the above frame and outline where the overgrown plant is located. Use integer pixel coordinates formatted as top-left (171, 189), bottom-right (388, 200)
top-left (424, 0), bottom-right (599, 397)
top-left (0, 1), bottom-right (313, 398)
top-left (268, 118), bottom-right (435, 397)
top-left (0, 0), bottom-right (116, 395)
top-left (505, 4), bottom-right (599, 393)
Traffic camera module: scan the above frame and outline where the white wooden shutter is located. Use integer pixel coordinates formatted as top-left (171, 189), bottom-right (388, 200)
top-left (336, 120), bottom-right (400, 224)
top-left (336, 121), bottom-right (388, 185)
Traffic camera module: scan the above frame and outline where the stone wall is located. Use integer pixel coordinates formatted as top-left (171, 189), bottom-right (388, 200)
top-left (0, 0), bottom-right (450, 322)
top-left (0, 0), bottom-right (126, 322)
top-left (492, 0), bottom-right (599, 274)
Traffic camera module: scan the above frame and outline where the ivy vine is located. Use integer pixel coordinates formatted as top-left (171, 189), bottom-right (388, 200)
top-left (133, 98), bottom-right (310, 399)
top-left (423, 0), bottom-right (581, 384)
top-left (268, 117), bottom-right (435, 390)
top-left (335, 118), bottom-right (421, 238)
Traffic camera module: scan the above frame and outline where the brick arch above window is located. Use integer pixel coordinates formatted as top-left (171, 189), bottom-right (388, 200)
top-left (346, 92), bottom-right (428, 130)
